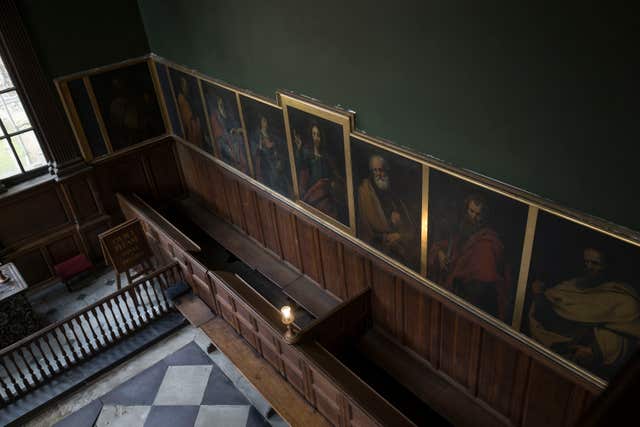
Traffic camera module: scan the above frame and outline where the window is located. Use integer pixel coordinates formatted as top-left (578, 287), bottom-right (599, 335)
top-left (0, 54), bottom-right (47, 183)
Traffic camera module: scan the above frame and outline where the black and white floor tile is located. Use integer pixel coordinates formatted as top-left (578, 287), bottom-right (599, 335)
top-left (54, 342), bottom-right (270, 427)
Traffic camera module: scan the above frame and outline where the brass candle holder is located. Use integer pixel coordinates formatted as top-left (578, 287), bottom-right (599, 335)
top-left (280, 305), bottom-right (295, 340)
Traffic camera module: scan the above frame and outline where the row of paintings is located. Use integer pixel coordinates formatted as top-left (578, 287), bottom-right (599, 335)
top-left (56, 59), bottom-right (167, 160)
top-left (56, 57), bottom-right (640, 383)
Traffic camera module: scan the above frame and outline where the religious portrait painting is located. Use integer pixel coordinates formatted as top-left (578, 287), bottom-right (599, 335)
top-left (63, 78), bottom-right (108, 159)
top-left (154, 61), bottom-right (183, 139)
top-left (89, 61), bottom-right (165, 151)
top-left (523, 211), bottom-right (640, 381)
top-left (280, 92), bottom-right (353, 230)
top-left (426, 169), bottom-right (528, 323)
top-left (168, 68), bottom-right (213, 154)
top-left (351, 135), bottom-right (423, 271)
top-left (239, 94), bottom-right (293, 197)
top-left (202, 81), bottom-right (251, 175)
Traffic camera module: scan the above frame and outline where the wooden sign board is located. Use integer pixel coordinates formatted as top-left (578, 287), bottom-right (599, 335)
top-left (99, 219), bottom-right (153, 273)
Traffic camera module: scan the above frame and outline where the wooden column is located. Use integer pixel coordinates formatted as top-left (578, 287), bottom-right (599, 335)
top-left (0, 0), bottom-right (87, 179)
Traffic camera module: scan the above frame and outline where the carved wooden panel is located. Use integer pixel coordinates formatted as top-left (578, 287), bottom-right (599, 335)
top-left (402, 283), bottom-right (430, 359)
top-left (238, 183), bottom-right (263, 245)
top-left (342, 246), bottom-right (370, 298)
top-left (0, 185), bottom-right (70, 248)
top-left (224, 177), bottom-right (246, 231)
top-left (65, 176), bottom-right (100, 221)
top-left (308, 365), bottom-right (342, 426)
top-left (46, 234), bottom-right (81, 265)
top-left (318, 233), bottom-right (346, 300)
top-left (146, 142), bottom-right (184, 198)
top-left (295, 218), bottom-right (323, 286)
top-left (10, 248), bottom-right (51, 286)
top-left (370, 264), bottom-right (397, 335)
top-left (255, 195), bottom-right (282, 257)
top-left (273, 208), bottom-right (301, 270)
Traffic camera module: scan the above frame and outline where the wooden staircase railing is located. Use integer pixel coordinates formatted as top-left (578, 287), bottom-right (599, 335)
top-left (0, 262), bottom-right (183, 408)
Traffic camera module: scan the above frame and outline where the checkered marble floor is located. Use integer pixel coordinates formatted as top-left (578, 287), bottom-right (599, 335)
top-left (54, 342), bottom-right (270, 427)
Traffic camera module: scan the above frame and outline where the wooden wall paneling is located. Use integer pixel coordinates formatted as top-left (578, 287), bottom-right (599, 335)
top-left (273, 206), bottom-right (302, 270)
top-left (428, 298), bottom-right (442, 368)
top-left (176, 142), bottom-right (201, 201)
top-left (280, 343), bottom-right (307, 397)
top-left (521, 360), bottom-right (577, 427)
top-left (452, 314), bottom-right (473, 387)
top-left (307, 364), bottom-right (343, 426)
top-left (208, 164), bottom-right (231, 221)
top-left (238, 183), bottom-right (265, 245)
top-left (0, 184), bottom-right (71, 249)
top-left (370, 264), bottom-right (397, 336)
top-left (467, 323), bottom-right (483, 396)
top-left (94, 154), bottom-right (154, 214)
top-left (46, 233), bottom-right (82, 265)
top-left (256, 320), bottom-right (283, 372)
top-left (318, 233), bottom-right (347, 300)
top-left (562, 386), bottom-right (594, 427)
top-left (223, 176), bottom-right (247, 231)
top-left (80, 217), bottom-right (111, 261)
top-left (342, 245), bottom-right (369, 298)
top-left (62, 175), bottom-right (101, 222)
top-left (346, 398), bottom-right (379, 427)
top-left (402, 283), bottom-right (430, 359)
top-left (295, 218), bottom-right (324, 286)
top-left (146, 141), bottom-right (184, 198)
top-left (9, 248), bottom-right (52, 286)
top-left (191, 263), bottom-right (217, 311)
top-left (508, 353), bottom-right (532, 426)
top-left (255, 194), bottom-right (283, 258)
top-left (234, 299), bottom-right (260, 350)
top-left (140, 155), bottom-right (160, 200)
top-left (476, 332), bottom-right (521, 419)
top-left (191, 151), bottom-right (211, 210)
top-left (439, 306), bottom-right (457, 379)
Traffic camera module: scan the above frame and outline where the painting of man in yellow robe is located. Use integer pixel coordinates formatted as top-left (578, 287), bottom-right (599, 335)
top-left (525, 212), bottom-right (640, 380)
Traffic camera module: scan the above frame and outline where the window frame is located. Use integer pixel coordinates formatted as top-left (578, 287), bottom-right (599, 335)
top-left (0, 46), bottom-right (50, 188)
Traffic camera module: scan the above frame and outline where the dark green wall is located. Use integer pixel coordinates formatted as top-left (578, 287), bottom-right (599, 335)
top-left (139, 1), bottom-right (637, 231)
top-left (17, 0), bottom-right (150, 78)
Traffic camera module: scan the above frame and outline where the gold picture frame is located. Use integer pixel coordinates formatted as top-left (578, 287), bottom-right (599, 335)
top-left (54, 55), bottom-right (169, 162)
top-left (278, 90), bottom-right (356, 234)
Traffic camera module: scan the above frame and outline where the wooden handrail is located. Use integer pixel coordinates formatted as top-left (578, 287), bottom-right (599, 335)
top-left (116, 193), bottom-right (200, 253)
top-left (0, 262), bottom-right (179, 358)
top-left (0, 263), bottom-right (180, 407)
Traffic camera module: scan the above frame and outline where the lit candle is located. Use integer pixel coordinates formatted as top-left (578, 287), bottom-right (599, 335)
top-left (280, 305), bottom-right (293, 325)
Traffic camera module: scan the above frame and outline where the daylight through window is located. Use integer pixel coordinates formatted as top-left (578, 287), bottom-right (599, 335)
top-left (0, 54), bottom-right (47, 181)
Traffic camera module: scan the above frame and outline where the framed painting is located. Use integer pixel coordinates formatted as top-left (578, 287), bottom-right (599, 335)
top-left (522, 210), bottom-right (640, 381)
top-left (239, 93), bottom-right (293, 197)
top-left (58, 77), bottom-right (108, 160)
top-left (202, 80), bottom-right (252, 175)
top-left (89, 61), bottom-right (165, 151)
top-left (426, 168), bottom-right (529, 324)
top-left (168, 68), bottom-right (214, 154)
top-left (153, 61), bottom-right (183, 139)
top-left (279, 92), bottom-right (354, 232)
top-left (351, 133), bottom-right (423, 272)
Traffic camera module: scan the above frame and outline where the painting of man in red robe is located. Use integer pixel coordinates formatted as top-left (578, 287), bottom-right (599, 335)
top-left (427, 170), bottom-right (528, 323)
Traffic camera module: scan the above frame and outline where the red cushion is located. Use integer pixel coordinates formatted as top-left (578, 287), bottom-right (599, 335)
top-left (54, 254), bottom-right (94, 281)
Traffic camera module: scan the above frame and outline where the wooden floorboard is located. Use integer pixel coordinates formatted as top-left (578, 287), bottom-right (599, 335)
top-left (200, 317), bottom-right (331, 427)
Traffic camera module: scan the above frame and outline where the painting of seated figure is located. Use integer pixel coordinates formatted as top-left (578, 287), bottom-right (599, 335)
top-left (523, 211), bottom-right (640, 381)
top-left (90, 61), bottom-right (165, 151)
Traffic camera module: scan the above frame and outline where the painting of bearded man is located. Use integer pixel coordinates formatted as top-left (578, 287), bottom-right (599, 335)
top-left (351, 136), bottom-right (422, 271)
top-left (427, 169), bottom-right (528, 322)
top-left (524, 211), bottom-right (640, 380)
